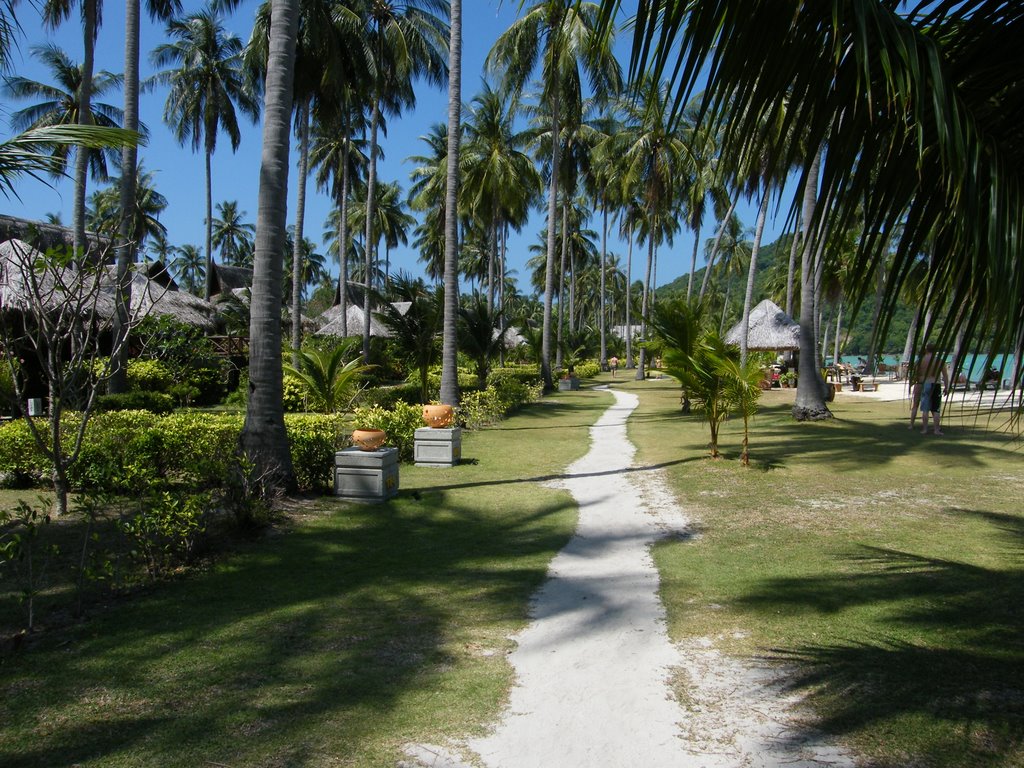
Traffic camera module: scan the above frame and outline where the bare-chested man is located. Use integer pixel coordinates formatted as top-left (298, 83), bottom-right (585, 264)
top-left (917, 343), bottom-right (950, 435)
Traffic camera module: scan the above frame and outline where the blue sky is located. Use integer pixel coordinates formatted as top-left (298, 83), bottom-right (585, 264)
top-left (2, 0), bottom-right (785, 295)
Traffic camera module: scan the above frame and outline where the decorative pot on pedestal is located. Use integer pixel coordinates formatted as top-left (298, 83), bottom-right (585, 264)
top-left (422, 403), bottom-right (454, 428)
top-left (351, 428), bottom-right (386, 451)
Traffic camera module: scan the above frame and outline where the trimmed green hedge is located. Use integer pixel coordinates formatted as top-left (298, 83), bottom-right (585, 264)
top-left (0, 412), bottom-right (348, 494)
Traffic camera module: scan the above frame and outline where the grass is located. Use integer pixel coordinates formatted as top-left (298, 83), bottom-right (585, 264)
top-left (612, 372), bottom-right (1024, 768)
top-left (0, 388), bottom-right (611, 767)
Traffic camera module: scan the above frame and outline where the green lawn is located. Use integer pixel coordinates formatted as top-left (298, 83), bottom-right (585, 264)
top-left (615, 374), bottom-right (1024, 768)
top-left (0, 389), bottom-right (610, 767)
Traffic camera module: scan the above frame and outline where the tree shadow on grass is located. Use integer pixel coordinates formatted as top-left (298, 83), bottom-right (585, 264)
top-left (0, 493), bottom-right (578, 767)
top-left (740, 508), bottom-right (1024, 767)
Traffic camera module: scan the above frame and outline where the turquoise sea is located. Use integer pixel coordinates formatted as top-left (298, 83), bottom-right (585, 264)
top-left (836, 353), bottom-right (1017, 384)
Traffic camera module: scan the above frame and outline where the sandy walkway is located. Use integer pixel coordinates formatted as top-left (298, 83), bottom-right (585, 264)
top-left (404, 387), bottom-right (857, 768)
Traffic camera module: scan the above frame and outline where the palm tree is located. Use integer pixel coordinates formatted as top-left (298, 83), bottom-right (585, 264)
top-left (86, 161), bottom-right (168, 248)
top-left (282, 342), bottom-right (369, 413)
top-left (211, 200), bottom-right (255, 266)
top-left (408, 122), bottom-right (453, 282)
top-left (598, 0), bottom-right (1024, 405)
top-left (377, 274), bottom-right (442, 403)
top-left (358, 0), bottom-right (449, 363)
top-left (486, 0), bottom-right (620, 389)
top-left (439, 0), bottom-right (462, 406)
top-left (458, 293), bottom-right (503, 389)
top-left (618, 76), bottom-right (693, 379)
top-left (42, 0), bottom-right (101, 256)
top-left (311, 105), bottom-right (369, 338)
top-left (240, 0), bottom-right (300, 493)
top-left (373, 180), bottom-right (415, 284)
top-left (4, 44), bottom-right (124, 185)
top-left (111, 0), bottom-right (181, 395)
top-left (150, 4), bottom-right (259, 300)
top-left (170, 243), bottom-right (205, 294)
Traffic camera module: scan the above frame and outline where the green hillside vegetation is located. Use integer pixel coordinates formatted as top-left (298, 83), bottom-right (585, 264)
top-left (655, 234), bottom-right (916, 356)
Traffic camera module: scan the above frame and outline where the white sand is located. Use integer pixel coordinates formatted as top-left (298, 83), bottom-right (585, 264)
top-left (461, 388), bottom-right (857, 768)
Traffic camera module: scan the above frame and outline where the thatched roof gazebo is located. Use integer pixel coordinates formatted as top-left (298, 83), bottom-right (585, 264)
top-left (315, 301), bottom-right (412, 339)
top-left (725, 299), bottom-right (800, 350)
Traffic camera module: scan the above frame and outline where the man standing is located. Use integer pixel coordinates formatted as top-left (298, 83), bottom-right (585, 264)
top-left (917, 343), bottom-right (950, 435)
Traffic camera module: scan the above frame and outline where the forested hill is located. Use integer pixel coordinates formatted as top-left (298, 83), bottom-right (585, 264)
top-left (652, 234), bottom-right (916, 356)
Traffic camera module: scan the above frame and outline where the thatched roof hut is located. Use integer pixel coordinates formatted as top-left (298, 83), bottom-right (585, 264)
top-left (725, 299), bottom-right (801, 350)
top-left (0, 214), bottom-right (109, 256)
top-left (210, 263), bottom-right (253, 296)
top-left (100, 266), bottom-right (218, 330)
top-left (315, 302), bottom-right (410, 338)
top-left (0, 238), bottom-right (117, 317)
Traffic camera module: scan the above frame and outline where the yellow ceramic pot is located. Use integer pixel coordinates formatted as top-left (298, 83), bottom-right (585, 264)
top-left (351, 428), bottom-right (386, 451)
top-left (421, 403), bottom-right (454, 428)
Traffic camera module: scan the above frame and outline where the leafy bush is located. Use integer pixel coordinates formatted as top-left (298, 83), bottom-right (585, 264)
top-left (95, 391), bottom-right (175, 414)
top-left (118, 491), bottom-right (211, 578)
top-left (281, 373), bottom-right (307, 413)
top-left (487, 366), bottom-right (541, 389)
top-left (360, 382), bottom-right (421, 409)
top-left (573, 360), bottom-right (601, 379)
top-left (351, 402), bottom-right (422, 461)
top-left (285, 414), bottom-right (347, 491)
top-left (126, 359), bottom-right (173, 393)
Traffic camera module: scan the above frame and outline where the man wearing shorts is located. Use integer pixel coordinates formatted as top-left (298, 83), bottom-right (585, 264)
top-left (917, 343), bottom-right (950, 435)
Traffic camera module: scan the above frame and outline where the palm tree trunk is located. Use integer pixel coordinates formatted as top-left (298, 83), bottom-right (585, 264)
top-left (785, 216), bottom-right (801, 316)
top-left (719, 271), bottom-right (732, 333)
top-left (204, 148), bottom-right (214, 301)
top-left (834, 298), bottom-right (845, 365)
top-left (687, 221), bottom-right (701, 300)
top-left (439, 0), bottom-right (461, 406)
top-left (625, 228), bottom-right (633, 368)
top-left (556, 199), bottom-right (568, 369)
top-left (793, 146), bottom-right (832, 420)
top-left (700, 198), bottom-right (737, 301)
top-left (338, 139), bottom-right (351, 338)
top-left (291, 96), bottom-right (310, 367)
top-left (739, 189), bottom-right (770, 367)
top-left (487, 211), bottom-right (497, 315)
top-left (241, 0), bottom-right (299, 492)
top-left (109, 0), bottom-right (140, 395)
top-left (636, 232), bottom-right (654, 380)
top-left (540, 85), bottom-right (560, 389)
top-left (362, 97), bottom-right (381, 364)
top-left (599, 200), bottom-right (608, 367)
top-left (73, 0), bottom-right (98, 258)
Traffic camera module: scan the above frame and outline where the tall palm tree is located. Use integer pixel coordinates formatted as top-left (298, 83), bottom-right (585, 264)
top-left (170, 242), bottom-right (204, 294)
top-left (211, 200), bottom-right (255, 265)
top-left (439, 0), bottom-right (462, 406)
top-left (86, 161), bottom-right (168, 247)
top-left (408, 122), bottom-right (453, 282)
top-left (373, 180), bottom-right (415, 283)
top-left (111, 0), bottom-right (180, 394)
top-left (240, 0), bottom-right (300, 493)
top-left (42, 0), bottom-right (101, 256)
top-left (598, 0), bottom-right (1024, 407)
top-left (486, 0), bottom-right (620, 389)
top-left (4, 44), bottom-right (124, 184)
top-left (150, 4), bottom-right (259, 300)
top-left (358, 0), bottom-right (449, 363)
top-left (311, 102), bottom-right (369, 338)
top-left (618, 75), bottom-right (693, 379)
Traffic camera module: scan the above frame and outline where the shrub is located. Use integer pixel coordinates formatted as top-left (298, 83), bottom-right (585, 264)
top-left (351, 402), bottom-right (422, 462)
top-left (360, 382), bottom-right (421, 409)
top-left (95, 391), bottom-right (175, 415)
top-left (285, 414), bottom-right (347, 491)
top-left (126, 359), bottom-right (173, 393)
top-left (118, 491), bottom-right (211, 579)
top-left (573, 360), bottom-right (601, 379)
top-left (282, 373), bottom-right (307, 413)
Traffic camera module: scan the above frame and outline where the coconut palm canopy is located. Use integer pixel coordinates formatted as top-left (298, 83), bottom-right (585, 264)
top-left (725, 299), bottom-right (800, 351)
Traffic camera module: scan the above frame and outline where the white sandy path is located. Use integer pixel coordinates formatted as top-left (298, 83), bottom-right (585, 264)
top-left (456, 387), bottom-right (858, 768)
top-left (469, 387), bottom-right (688, 768)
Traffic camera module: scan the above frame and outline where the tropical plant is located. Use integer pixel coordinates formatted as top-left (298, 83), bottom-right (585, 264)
top-left (376, 274), bottom-right (441, 404)
top-left (282, 342), bottom-right (369, 413)
top-left (239, 0), bottom-right (300, 493)
top-left (717, 356), bottom-right (764, 466)
top-left (597, 0), bottom-right (1024, 411)
top-left (486, 0), bottom-right (621, 389)
top-left (4, 44), bottom-right (125, 184)
top-left (170, 243), bottom-right (204, 294)
top-left (458, 294), bottom-right (503, 389)
top-left (211, 199), bottom-right (255, 265)
top-left (150, 4), bottom-right (260, 300)
top-left (86, 161), bottom-right (168, 248)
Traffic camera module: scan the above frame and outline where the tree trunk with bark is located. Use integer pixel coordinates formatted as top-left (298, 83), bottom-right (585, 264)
top-left (440, 0), bottom-right (461, 406)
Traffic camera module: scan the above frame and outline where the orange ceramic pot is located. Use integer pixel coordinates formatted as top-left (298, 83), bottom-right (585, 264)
top-left (421, 403), bottom-right (454, 428)
top-left (352, 428), bottom-right (386, 451)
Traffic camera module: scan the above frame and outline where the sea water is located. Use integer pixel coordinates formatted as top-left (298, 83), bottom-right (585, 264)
top-left (837, 353), bottom-right (1017, 383)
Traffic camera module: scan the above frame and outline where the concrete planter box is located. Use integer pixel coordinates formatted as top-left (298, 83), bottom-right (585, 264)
top-left (558, 377), bottom-right (580, 391)
top-left (334, 446), bottom-right (399, 501)
top-left (414, 427), bottom-right (461, 467)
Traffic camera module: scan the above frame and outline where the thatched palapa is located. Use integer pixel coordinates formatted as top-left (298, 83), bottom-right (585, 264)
top-left (315, 301), bottom-right (412, 339)
top-left (725, 299), bottom-right (801, 350)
